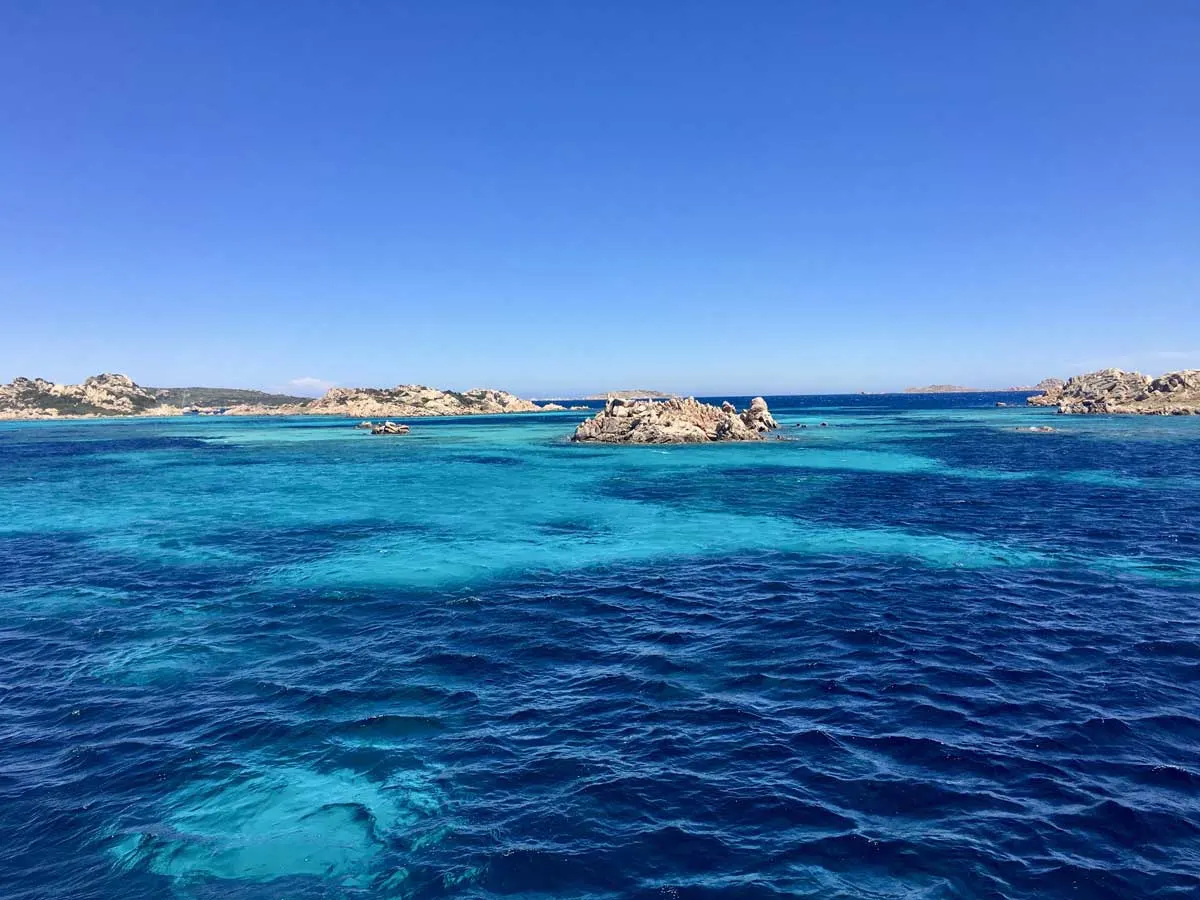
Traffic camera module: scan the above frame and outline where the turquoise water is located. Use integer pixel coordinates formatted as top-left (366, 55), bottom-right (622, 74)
top-left (3, 394), bottom-right (1199, 898)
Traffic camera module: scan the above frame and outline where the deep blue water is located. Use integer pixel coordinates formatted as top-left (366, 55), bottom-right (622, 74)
top-left (2, 393), bottom-right (1199, 899)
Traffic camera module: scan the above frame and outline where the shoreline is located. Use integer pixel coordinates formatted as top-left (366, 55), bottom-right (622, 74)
top-left (0, 389), bottom-right (1053, 423)
top-left (0, 408), bottom-right (588, 423)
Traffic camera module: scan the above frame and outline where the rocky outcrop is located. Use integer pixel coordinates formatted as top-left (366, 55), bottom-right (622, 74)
top-left (1043, 368), bottom-right (1200, 415)
top-left (572, 396), bottom-right (779, 444)
top-left (369, 421), bottom-right (410, 435)
top-left (740, 396), bottom-right (779, 432)
top-left (1025, 377), bottom-right (1067, 406)
top-left (1026, 388), bottom-right (1062, 407)
top-left (0, 373), bottom-right (173, 419)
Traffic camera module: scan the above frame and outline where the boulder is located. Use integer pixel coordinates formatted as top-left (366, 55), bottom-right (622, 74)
top-left (741, 396), bottom-right (779, 433)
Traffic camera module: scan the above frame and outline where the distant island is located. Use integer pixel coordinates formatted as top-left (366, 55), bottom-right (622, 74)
top-left (1009, 378), bottom-right (1065, 392)
top-left (0, 374), bottom-right (567, 420)
top-left (903, 384), bottom-right (982, 394)
top-left (904, 378), bottom-right (1064, 394)
top-left (582, 390), bottom-right (676, 400)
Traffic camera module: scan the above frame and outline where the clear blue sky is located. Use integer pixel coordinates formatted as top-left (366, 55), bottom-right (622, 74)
top-left (2, 1), bottom-right (1197, 396)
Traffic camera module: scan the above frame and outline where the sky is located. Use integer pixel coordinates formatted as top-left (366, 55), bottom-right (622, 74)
top-left (1, 1), bottom-right (1197, 396)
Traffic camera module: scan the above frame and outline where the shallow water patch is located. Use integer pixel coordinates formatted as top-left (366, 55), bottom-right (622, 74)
top-left (110, 762), bottom-right (445, 889)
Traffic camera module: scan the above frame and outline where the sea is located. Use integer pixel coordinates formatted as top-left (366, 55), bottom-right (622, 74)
top-left (2, 393), bottom-right (1198, 899)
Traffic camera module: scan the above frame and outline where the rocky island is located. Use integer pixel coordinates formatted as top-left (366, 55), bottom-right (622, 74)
top-left (582, 390), bottom-right (676, 401)
top-left (905, 378), bottom-right (1064, 394)
top-left (280, 385), bottom-right (544, 418)
top-left (903, 384), bottom-right (983, 394)
top-left (0, 374), bottom-right (176, 419)
top-left (572, 396), bottom-right (779, 444)
top-left (1027, 369), bottom-right (1200, 415)
top-left (0, 374), bottom-right (558, 420)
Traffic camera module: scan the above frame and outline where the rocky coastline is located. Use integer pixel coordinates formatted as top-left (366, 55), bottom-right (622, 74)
top-left (0, 374), bottom-right (562, 420)
top-left (572, 396), bottom-right (779, 444)
top-left (1027, 369), bottom-right (1200, 415)
top-left (0, 374), bottom-right (177, 419)
top-left (17, 369), bottom-right (1196, 425)
top-left (288, 385), bottom-right (544, 418)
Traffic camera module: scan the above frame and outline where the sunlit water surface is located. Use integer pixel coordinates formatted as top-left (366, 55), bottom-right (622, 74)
top-left (2, 394), bottom-right (1198, 898)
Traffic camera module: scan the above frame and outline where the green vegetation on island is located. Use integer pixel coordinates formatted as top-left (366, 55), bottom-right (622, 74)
top-left (151, 387), bottom-right (309, 408)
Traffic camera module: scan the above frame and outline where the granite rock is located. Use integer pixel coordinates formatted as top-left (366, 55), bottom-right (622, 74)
top-left (572, 396), bottom-right (779, 444)
top-left (1039, 369), bottom-right (1200, 415)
